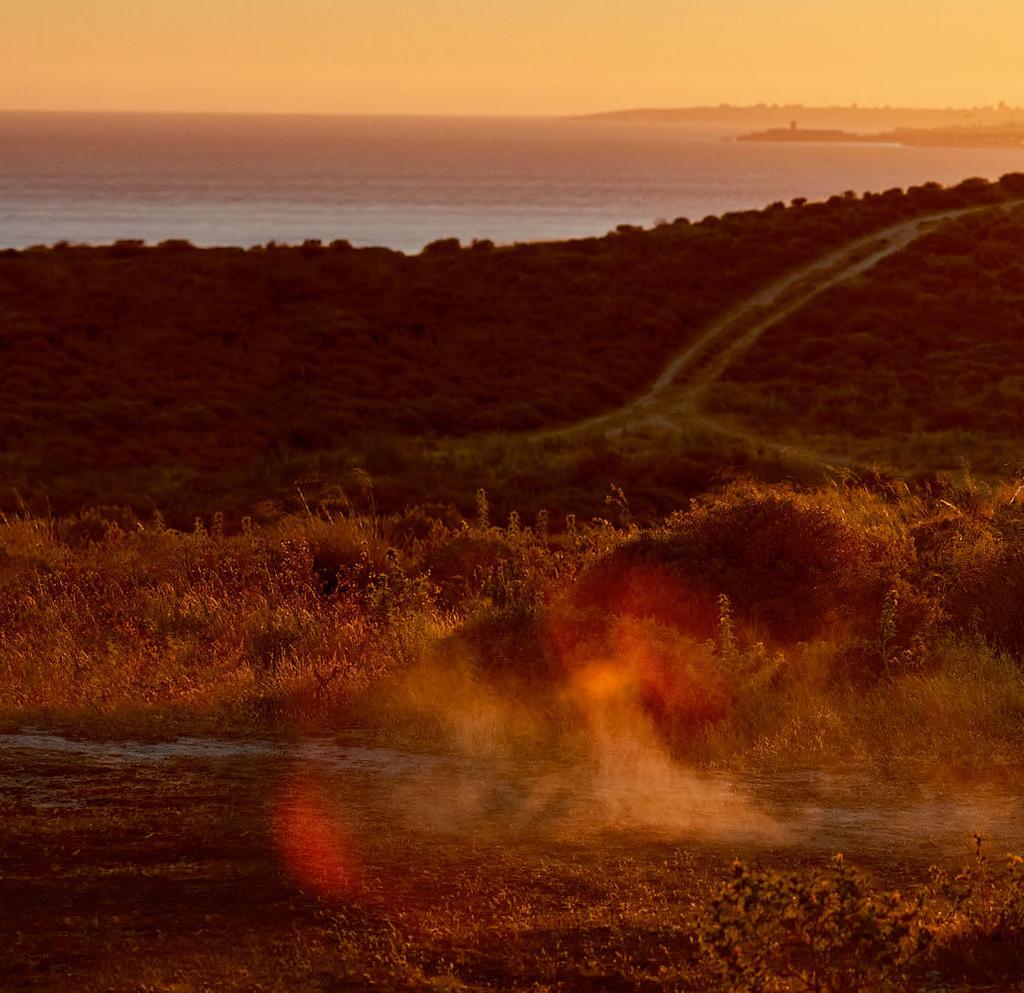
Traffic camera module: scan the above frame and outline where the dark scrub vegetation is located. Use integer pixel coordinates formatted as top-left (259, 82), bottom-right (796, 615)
top-left (707, 196), bottom-right (1024, 461)
top-left (7, 179), bottom-right (1024, 993)
top-left (1, 176), bottom-right (1018, 517)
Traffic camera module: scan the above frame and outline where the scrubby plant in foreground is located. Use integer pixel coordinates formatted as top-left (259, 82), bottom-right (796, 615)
top-left (702, 855), bottom-right (930, 992)
top-left (701, 848), bottom-right (1024, 992)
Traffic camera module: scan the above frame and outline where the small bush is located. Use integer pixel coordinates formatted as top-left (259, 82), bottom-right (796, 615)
top-left (421, 237), bottom-right (461, 256)
top-left (702, 855), bottom-right (930, 992)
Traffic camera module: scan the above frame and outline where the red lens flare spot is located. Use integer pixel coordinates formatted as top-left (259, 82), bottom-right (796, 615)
top-left (273, 773), bottom-right (363, 898)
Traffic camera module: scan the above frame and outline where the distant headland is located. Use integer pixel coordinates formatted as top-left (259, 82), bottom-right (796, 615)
top-left (739, 122), bottom-right (1024, 150)
top-left (578, 104), bottom-right (1024, 131)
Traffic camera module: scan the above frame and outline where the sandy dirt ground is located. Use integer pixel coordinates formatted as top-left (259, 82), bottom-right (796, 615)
top-left (4, 732), bottom-right (1024, 991)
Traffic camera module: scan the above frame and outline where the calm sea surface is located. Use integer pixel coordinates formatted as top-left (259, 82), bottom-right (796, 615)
top-left (3, 113), bottom-right (1024, 252)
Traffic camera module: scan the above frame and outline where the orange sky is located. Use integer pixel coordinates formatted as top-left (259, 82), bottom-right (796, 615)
top-left (5, 1), bottom-right (1024, 115)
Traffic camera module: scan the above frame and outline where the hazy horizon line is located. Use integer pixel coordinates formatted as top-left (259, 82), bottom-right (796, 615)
top-left (3, 100), bottom-right (1024, 121)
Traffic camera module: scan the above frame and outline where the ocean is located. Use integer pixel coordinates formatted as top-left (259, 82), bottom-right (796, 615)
top-left (3, 112), bottom-right (1024, 253)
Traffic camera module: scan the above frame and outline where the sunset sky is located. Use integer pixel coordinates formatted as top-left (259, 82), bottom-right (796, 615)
top-left (5, 0), bottom-right (1024, 116)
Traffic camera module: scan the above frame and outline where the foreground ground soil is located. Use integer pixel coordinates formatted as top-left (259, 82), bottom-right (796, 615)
top-left (4, 736), bottom-right (1024, 992)
top-left (1, 743), bottom-right (722, 992)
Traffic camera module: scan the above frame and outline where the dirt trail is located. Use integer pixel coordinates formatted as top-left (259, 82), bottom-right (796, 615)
top-left (4, 731), bottom-right (1022, 861)
top-left (5, 743), bottom-right (1021, 990)
top-left (537, 201), bottom-right (1023, 470)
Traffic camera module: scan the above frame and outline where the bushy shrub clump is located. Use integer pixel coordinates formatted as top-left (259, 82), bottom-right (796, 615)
top-left (577, 483), bottom-right (911, 643)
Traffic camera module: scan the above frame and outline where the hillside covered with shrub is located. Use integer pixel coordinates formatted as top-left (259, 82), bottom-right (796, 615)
top-left (3, 175), bottom-right (1021, 515)
top-left (706, 197), bottom-right (1024, 465)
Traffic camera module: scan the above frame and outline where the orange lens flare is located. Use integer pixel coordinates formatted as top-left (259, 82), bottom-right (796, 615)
top-left (572, 660), bottom-right (634, 704)
top-left (551, 563), bottom-right (730, 746)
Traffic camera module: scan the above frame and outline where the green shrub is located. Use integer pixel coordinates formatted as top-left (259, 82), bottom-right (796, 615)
top-left (702, 855), bottom-right (930, 992)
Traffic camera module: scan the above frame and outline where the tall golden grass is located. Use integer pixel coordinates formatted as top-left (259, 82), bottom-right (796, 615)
top-left (3, 477), bottom-right (1024, 772)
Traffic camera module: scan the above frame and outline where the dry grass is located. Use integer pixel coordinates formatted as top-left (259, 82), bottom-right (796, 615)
top-left (3, 477), bottom-right (1024, 774)
top-left (4, 479), bottom-right (1024, 991)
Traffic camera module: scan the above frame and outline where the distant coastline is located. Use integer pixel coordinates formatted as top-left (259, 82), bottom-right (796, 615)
top-left (579, 104), bottom-right (1024, 131)
top-left (738, 123), bottom-right (1024, 150)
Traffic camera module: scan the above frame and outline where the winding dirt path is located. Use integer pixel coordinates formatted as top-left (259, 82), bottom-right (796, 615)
top-left (538, 200), bottom-right (1023, 470)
